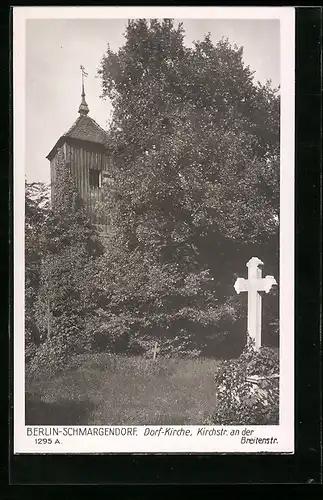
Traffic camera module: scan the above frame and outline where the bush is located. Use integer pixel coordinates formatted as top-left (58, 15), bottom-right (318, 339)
top-left (26, 338), bottom-right (71, 383)
top-left (135, 333), bottom-right (202, 359)
top-left (207, 335), bottom-right (279, 425)
top-left (25, 340), bottom-right (38, 365)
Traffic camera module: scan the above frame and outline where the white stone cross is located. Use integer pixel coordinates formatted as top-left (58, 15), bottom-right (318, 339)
top-left (234, 257), bottom-right (277, 350)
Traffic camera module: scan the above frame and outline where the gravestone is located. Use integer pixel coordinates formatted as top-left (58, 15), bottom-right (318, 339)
top-left (234, 257), bottom-right (277, 350)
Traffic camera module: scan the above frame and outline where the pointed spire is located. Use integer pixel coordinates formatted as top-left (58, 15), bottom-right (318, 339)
top-left (79, 65), bottom-right (89, 116)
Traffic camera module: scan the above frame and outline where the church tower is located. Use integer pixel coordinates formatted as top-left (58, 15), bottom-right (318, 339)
top-left (46, 68), bottom-right (111, 226)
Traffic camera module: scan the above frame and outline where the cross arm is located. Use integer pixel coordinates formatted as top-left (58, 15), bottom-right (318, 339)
top-left (256, 275), bottom-right (278, 293)
top-left (234, 277), bottom-right (248, 294)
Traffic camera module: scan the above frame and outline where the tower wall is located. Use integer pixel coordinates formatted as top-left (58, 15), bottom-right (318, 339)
top-left (50, 140), bottom-right (111, 225)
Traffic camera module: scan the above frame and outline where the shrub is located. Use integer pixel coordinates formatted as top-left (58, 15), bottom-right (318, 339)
top-left (207, 335), bottom-right (279, 425)
top-left (25, 339), bottom-right (38, 365)
top-left (137, 333), bottom-right (202, 359)
top-left (84, 310), bottom-right (133, 354)
top-left (26, 338), bottom-right (71, 383)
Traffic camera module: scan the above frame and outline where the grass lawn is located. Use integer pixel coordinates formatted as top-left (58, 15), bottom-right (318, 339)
top-left (26, 354), bottom-right (221, 426)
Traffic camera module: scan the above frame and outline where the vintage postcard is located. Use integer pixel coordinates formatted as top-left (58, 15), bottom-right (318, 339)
top-left (13, 7), bottom-right (295, 454)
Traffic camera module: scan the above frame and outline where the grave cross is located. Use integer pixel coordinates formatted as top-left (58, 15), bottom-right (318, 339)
top-left (234, 257), bottom-right (277, 350)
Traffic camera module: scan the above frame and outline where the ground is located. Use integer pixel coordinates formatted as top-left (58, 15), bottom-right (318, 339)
top-left (26, 354), bottom-right (221, 426)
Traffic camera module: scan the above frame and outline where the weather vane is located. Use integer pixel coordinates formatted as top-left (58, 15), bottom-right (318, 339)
top-left (80, 65), bottom-right (88, 90)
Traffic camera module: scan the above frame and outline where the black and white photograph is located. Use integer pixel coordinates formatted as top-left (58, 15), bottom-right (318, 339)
top-left (13, 7), bottom-right (295, 454)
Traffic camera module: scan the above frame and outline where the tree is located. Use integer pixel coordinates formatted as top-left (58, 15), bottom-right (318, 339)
top-left (96, 19), bottom-right (280, 356)
top-left (25, 181), bottom-right (50, 360)
top-left (28, 149), bottom-right (104, 375)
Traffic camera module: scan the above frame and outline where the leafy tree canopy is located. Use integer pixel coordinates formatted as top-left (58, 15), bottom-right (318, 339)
top-left (96, 19), bottom-right (280, 355)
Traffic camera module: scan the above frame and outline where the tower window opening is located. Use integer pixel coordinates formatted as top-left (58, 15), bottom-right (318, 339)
top-left (89, 169), bottom-right (101, 188)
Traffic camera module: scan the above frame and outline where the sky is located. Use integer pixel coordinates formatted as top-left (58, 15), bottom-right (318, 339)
top-left (25, 18), bottom-right (280, 183)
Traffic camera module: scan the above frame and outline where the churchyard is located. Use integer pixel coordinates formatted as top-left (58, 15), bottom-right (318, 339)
top-left (26, 256), bottom-right (279, 427)
top-left (24, 19), bottom-right (281, 427)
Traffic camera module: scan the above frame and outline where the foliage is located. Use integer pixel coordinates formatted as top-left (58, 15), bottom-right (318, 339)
top-left (26, 149), bottom-right (104, 373)
top-left (25, 20), bottom-right (280, 366)
top-left (207, 335), bottom-right (279, 425)
top-left (26, 337), bottom-right (70, 382)
top-left (25, 181), bottom-right (50, 358)
top-left (139, 335), bottom-right (201, 359)
top-left (82, 244), bottom-right (225, 355)
top-left (96, 19), bottom-right (280, 355)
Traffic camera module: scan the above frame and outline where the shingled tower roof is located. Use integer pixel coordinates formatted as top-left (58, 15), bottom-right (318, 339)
top-left (63, 115), bottom-right (109, 145)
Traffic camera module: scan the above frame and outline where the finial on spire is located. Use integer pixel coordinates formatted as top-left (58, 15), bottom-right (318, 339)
top-left (79, 65), bottom-right (89, 115)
